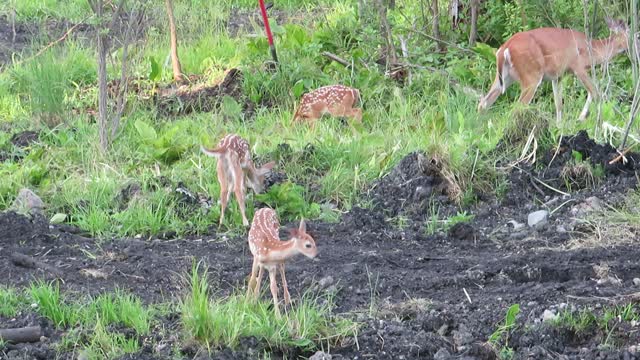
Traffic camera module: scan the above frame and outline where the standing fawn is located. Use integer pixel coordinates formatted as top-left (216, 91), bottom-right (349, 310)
top-left (292, 85), bottom-right (362, 127)
top-left (478, 18), bottom-right (629, 123)
top-left (201, 134), bottom-right (275, 227)
top-left (246, 208), bottom-right (317, 316)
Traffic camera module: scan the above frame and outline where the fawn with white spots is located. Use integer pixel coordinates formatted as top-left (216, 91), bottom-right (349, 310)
top-left (292, 85), bottom-right (362, 127)
top-left (201, 134), bottom-right (275, 227)
top-left (246, 208), bottom-right (317, 316)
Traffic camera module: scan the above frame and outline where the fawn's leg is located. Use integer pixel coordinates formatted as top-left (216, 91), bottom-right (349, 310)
top-left (268, 267), bottom-right (281, 317)
top-left (231, 161), bottom-right (249, 226)
top-left (279, 263), bottom-right (291, 306)
top-left (254, 265), bottom-right (264, 298)
top-left (247, 257), bottom-right (259, 298)
top-left (218, 177), bottom-right (230, 227)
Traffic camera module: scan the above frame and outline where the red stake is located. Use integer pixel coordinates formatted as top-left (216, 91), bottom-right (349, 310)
top-left (258, 0), bottom-right (279, 64)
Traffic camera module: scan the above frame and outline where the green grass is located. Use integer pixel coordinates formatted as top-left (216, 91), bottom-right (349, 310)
top-left (0, 0), bottom-right (632, 239)
top-left (0, 286), bottom-right (25, 317)
top-left (30, 281), bottom-right (80, 328)
top-left (181, 262), bottom-right (356, 351)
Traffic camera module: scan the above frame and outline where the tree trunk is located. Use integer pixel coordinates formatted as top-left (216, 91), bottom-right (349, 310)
top-left (96, 0), bottom-right (109, 151)
top-left (165, 0), bottom-right (184, 83)
top-left (468, 0), bottom-right (479, 47)
top-left (431, 0), bottom-right (444, 52)
top-left (376, 0), bottom-right (397, 68)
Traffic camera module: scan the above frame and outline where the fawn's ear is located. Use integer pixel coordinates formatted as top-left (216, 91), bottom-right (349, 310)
top-left (256, 161), bottom-right (275, 176)
top-left (299, 218), bottom-right (306, 233)
top-left (288, 227), bottom-right (299, 237)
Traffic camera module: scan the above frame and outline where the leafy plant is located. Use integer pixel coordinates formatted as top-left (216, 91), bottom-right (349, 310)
top-left (488, 304), bottom-right (520, 358)
top-left (255, 182), bottom-right (321, 221)
top-left (134, 120), bottom-right (189, 164)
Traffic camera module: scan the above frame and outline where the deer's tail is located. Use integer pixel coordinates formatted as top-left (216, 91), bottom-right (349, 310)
top-left (200, 145), bottom-right (226, 157)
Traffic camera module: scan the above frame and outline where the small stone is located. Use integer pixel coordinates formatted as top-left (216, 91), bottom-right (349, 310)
top-left (309, 351), bottom-right (332, 360)
top-left (542, 309), bottom-right (558, 322)
top-left (452, 325), bottom-right (473, 348)
top-left (556, 225), bottom-right (567, 233)
top-left (11, 188), bottom-right (44, 216)
top-left (434, 348), bottom-right (451, 360)
top-left (633, 278), bottom-right (640, 286)
top-left (318, 276), bottom-right (334, 288)
top-left (508, 220), bottom-right (525, 231)
top-left (528, 210), bottom-right (549, 229)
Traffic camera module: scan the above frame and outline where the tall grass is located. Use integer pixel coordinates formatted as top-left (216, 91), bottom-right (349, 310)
top-left (181, 262), bottom-right (356, 351)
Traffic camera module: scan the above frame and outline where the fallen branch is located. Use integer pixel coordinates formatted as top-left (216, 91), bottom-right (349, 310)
top-left (0, 326), bottom-right (42, 344)
top-left (321, 51), bottom-right (351, 67)
top-left (609, 143), bottom-right (638, 165)
top-left (10, 252), bottom-right (63, 277)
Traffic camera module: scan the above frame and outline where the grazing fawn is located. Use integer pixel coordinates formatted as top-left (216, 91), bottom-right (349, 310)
top-left (246, 208), bottom-right (317, 316)
top-left (201, 134), bottom-right (275, 227)
top-left (478, 18), bottom-right (629, 123)
top-left (292, 85), bottom-right (362, 127)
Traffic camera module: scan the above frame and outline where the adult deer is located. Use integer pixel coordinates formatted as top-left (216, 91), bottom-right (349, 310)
top-left (201, 134), bottom-right (275, 227)
top-left (478, 18), bottom-right (630, 123)
top-left (292, 85), bottom-right (362, 127)
top-left (246, 208), bottom-right (317, 316)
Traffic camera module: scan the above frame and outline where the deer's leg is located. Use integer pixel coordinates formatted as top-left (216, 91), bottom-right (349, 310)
top-left (551, 78), bottom-right (563, 124)
top-left (231, 162), bottom-right (249, 226)
top-left (518, 75), bottom-right (543, 105)
top-left (268, 267), bottom-right (281, 316)
top-left (217, 168), bottom-right (230, 227)
top-left (350, 108), bottom-right (363, 123)
top-left (254, 265), bottom-right (264, 298)
top-left (574, 70), bottom-right (597, 122)
top-left (247, 257), bottom-right (259, 298)
top-left (279, 263), bottom-right (291, 306)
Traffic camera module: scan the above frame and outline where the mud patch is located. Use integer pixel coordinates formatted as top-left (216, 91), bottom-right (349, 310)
top-left (369, 151), bottom-right (458, 220)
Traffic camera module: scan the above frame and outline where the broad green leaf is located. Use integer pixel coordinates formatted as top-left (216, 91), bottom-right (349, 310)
top-left (149, 56), bottom-right (161, 82)
top-left (134, 120), bottom-right (157, 143)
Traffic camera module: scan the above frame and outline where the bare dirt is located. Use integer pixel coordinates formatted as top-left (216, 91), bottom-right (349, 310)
top-left (1, 130), bottom-right (640, 359)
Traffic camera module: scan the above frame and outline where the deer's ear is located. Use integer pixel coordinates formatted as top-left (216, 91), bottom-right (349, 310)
top-left (299, 218), bottom-right (306, 233)
top-left (606, 18), bottom-right (627, 33)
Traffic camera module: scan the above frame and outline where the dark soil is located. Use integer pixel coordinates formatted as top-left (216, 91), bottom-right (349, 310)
top-left (0, 11), bottom-right (148, 66)
top-left (227, 6), bottom-right (309, 37)
top-left (1, 132), bottom-right (640, 359)
top-left (155, 68), bottom-right (252, 117)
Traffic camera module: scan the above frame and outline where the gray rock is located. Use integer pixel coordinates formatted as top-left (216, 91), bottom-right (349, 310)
top-left (309, 351), bottom-right (332, 360)
top-left (528, 210), bottom-right (549, 229)
top-left (434, 348), bottom-right (451, 360)
top-left (570, 196), bottom-right (603, 218)
top-left (633, 278), bottom-right (640, 286)
top-left (452, 324), bottom-right (473, 348)
top-left (318, 276), bottom-right (334, 289)
top-left (542, 309), bottom-right (558, 322)
top-left (11, 188), bottom-right (44, 216)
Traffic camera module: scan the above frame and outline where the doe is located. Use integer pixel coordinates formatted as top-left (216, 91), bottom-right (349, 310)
top-left (478, 18), bottom-right (629, 123)
top-left (201, 134), bottom-right (275, 227)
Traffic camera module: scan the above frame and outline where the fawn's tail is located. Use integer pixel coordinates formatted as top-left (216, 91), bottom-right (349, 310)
top-left (200, 145), bottom-right (226, 157)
